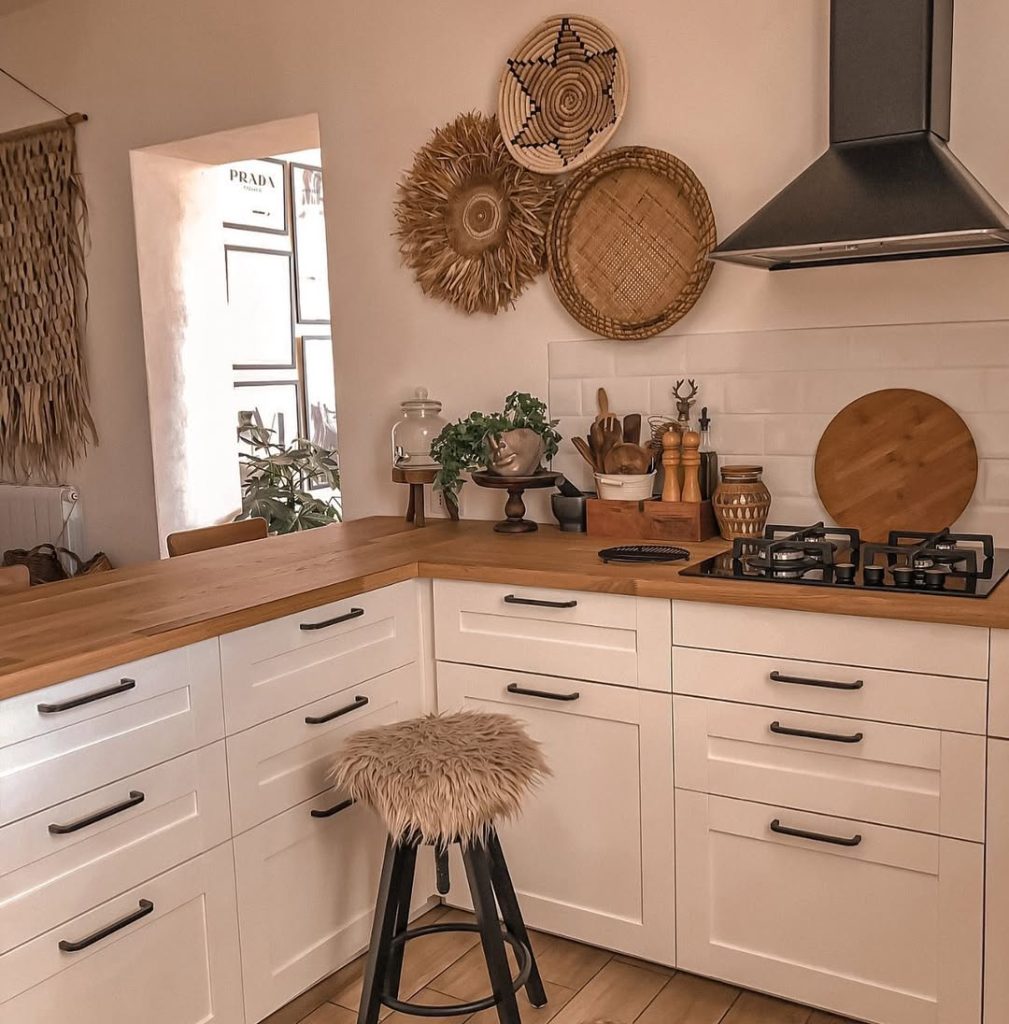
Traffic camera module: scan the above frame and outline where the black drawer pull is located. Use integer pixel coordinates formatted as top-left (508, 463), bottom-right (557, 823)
top-left (305, 695), bottom-right (369, 725)
top-left (311, 797), bottom-right (356, 819)
top-left (770, 819), bottom-right (862, 848)
top-left (58, 899), bottom-right (154, 952)
top-left (503, 595), bottom-right (578, 609)
top-left (769, 721), bottom-right (864, 744)
top-left (49, 791), bottom-right (146, 835)
top-left (506, 682), bottom-right (580, 702)
top-left (38, 678), bottom-right (136, 715)
top-left (769, 670), bottom-right (863, 691)
top-left (300, 607), bottom-right (365, 631)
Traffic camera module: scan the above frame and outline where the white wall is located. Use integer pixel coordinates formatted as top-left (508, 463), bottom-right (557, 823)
top-left (2, 0), bottom-right (1009, 562)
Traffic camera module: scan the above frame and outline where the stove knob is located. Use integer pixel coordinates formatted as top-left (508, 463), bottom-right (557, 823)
top-left (863, 565), bottom-right (885, 586)
top-left (834, 562), bottom-right (856, 584)
top-left (891, 566), bottom-right (915, 588)
top-left (925, 568), bottom-right (947, 590)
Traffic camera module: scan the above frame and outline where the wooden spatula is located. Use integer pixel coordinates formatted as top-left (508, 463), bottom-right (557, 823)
top-left (622, 413), bottom-right (642, 446)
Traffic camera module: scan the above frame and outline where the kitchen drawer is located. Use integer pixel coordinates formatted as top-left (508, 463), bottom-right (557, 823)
top-left (676, 791), bottom-right (983, 1024)
top-left (1, 741), bottom-right (230, 954)
top-left (434, 580), bottom-right (671, 691)
top-left (990, 630), bottom-right (1009, 738)
top-left (227, 662), bottom-right (423, 834)
top-left (672, 601), bottom-right (988, 680)
top-left (0, 842), bottom-right (244, 1024)
top-left (674, 696), bottom-right (985, 840)
top-left (437, 662), bottom-right (675, 965)
top-left (220, 580), bottom-right (419, 732)
top-left (233, 791), bottom-right (390, 1022)
top-left (672, 646), bottom-right (986, 734)
top-left (0, 640), bottom-right (224, 826)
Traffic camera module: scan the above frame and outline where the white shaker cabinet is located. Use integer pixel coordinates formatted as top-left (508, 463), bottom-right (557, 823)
top-left (437, 661), bottom-right (676, 966)
top-left (986, 738), bottom-right (1009, 1024)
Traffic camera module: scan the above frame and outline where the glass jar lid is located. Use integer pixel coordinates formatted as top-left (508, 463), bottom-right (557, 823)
top-left (721, 465), bottom-right (763, 481)
top-left (400, 387), bottom-right (442, 414)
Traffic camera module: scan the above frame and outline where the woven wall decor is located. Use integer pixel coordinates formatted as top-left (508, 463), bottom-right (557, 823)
top-left (0, 116), bottom-right (96, 478)
top-left (499, 15), bottom-right (628, 175)
top-left (547, 147), bottom-right (716, 340)
top-left (394, 112), bottom-right (558, 315)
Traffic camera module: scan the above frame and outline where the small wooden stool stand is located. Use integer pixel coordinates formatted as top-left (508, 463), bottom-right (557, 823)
top-left (471, 471), bottom-right (560, 534)
top-left (358, 830), bottom-right (545, 1023)
top-left (392, 467), bottom-right (458, 527)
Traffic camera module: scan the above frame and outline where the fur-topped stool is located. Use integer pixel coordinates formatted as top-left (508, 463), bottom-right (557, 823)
top-left (330, 711), bottom-right (550, 1024)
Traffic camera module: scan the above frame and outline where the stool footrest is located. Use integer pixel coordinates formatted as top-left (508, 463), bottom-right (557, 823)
top-left (381, 922), bottom-right (532, 1017)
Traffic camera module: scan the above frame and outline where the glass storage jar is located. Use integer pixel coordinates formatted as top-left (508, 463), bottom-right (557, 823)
top-left (712, 465), bottom-right (772, 539)
top-left (391, 388), bottom-right (447, 469)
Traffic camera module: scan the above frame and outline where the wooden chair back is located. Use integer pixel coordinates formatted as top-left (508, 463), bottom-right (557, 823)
top-left (0, 564), bottom-right (31, 595)
top-left (166, 518), bottom-right (268, 558)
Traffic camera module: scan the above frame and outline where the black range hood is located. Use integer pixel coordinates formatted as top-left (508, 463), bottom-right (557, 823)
top-left (710, 0), bottom-right (1009, 270)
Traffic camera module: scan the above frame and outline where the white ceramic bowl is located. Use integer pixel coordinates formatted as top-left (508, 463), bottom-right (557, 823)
top-left (594, 472), bottom-right (656, 501)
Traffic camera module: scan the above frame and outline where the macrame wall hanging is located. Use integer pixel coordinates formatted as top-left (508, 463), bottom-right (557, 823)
top-left (0, 108), bottom-right (95, 479)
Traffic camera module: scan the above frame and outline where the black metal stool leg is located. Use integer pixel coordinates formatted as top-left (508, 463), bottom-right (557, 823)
top-left (463, 841), bottom-right (522, 1024)
top-left (358, 838), bottom-right (412, 1024)
top-left (487, 830), bottom-right (547, 1008)
top-left (385, 839), bottom-right (418, 1001)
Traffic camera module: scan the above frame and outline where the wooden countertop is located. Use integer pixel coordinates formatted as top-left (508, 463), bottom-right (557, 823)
top-left (2, 516), bottom-right (1007, 701)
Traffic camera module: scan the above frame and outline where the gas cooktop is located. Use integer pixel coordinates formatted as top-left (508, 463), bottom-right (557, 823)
top-left (681, 523), bottom-right (1009, 599)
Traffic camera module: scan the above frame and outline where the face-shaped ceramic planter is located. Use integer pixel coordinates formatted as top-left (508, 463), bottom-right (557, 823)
top-left (486, 428), bottom-right (545, 477)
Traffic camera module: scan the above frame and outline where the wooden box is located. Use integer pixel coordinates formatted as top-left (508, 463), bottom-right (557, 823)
top-left (586, 498), bottom-right (719, 542)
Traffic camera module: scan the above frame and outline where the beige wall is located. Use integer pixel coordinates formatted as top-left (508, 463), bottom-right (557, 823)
top-left (2, 0), bottom-right (1009, 561)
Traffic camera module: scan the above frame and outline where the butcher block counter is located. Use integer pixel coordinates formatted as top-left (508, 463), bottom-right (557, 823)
top-left (2, 515), bottom-right (1009, 700)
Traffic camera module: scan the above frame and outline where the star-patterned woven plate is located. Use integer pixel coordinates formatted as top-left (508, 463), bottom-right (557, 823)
top-left (499, 14), bottom-right (628, 175)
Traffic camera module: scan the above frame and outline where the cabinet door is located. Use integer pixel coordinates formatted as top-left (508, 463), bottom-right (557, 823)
top-left (676, 790), bottom-right (983, 1024)
top-left (233, 794), bottom-right (389, 1023)
top-left (990, 631), bottom-right (1009, 739)
top-left (0, 843), bottom-right (244, 1024)
top-left (985, 739), bottom-right (1009, 1023)
top-left (437, 662), bottom-right (675, 966)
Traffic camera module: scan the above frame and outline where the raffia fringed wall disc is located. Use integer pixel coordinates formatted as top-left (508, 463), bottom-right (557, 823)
top-left (499, 14), bottom-right (628, 175)
top-left (394, 112), bottom-right (558, 315)
top-left (0, 116), bottom-right (96, 478)
top-left (547, 146), bottom-right (717, 340)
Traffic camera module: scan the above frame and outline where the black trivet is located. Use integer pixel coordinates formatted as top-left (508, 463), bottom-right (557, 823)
top-left (598, 544), bottom-right (690, 564)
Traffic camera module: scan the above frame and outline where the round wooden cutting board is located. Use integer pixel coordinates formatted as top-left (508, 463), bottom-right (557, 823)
top-left (814, 389), bottom-right (978, 542)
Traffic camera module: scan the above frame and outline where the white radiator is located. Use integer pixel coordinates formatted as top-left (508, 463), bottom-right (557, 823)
top-left (0, 484), bottom-right (85, 557)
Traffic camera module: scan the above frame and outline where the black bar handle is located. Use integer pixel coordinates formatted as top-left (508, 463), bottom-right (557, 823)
top-left (769, 721), bottom-right (864, 744)
top-left (506, 682), bottom-right (580, 702)
top-left (305, 695), bottom-right (369, 725)
top-left (49, 791), bottom-right (146, 835)
top-left (770, 818), bottom-right (862, 848)
top-left (503, 595), bottom-right (578, 609)
top-left (311, 797), bottom-right (356, 819)
top-left (38, 678), bottom-right (136, 715)
top-left (58, 899), bottom-right (154, 952)
top-left (769, 670), bottom-right (863, 691)
top-left (300, 607), bottom-right (365, 631)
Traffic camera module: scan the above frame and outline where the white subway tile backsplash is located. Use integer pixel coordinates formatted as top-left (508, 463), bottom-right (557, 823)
top-left (548, 378), bottom-right (582, 417)
top-left (549, 318), bottom-right (1009, 540)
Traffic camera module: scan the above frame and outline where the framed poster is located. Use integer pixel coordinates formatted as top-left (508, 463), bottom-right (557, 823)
top-left (299, 334), bottom-right (338, 450)
top-left (291, 163), bottom-right (331, 323)
top-left (222, 157), bottom-right (288, 234)
top-left (234, 380), bottom-right (302, 449)
top-left (225, 246), bottom-right (295, 369)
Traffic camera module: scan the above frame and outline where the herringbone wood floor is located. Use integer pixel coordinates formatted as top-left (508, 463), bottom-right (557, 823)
top-left (263, 906), bottom-right (857, 1024)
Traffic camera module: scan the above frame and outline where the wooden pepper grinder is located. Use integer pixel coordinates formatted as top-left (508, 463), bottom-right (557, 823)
top-left (661, 431), bottom-right (682, 502)
top-left (681, 430), bottom-right (702, 503)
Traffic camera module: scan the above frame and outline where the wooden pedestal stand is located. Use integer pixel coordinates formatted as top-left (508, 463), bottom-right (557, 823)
top-left (392, 466), bottom-right (458, 527)
top-left (471, 471), bottom-right (560, 534)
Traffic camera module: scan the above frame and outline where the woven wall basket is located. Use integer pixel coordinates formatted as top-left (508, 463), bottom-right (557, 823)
top-left (499, 14), bottom-right (628, 175)
top-left (547, 147), bottom-right (716, 340)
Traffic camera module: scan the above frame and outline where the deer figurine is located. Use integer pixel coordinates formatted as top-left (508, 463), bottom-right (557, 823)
top-left (673, 379), bottom-right (699, 428)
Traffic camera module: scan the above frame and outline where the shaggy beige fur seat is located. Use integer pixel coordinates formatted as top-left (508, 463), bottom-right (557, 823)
top-left (330, 711), bottom-right (549, 845)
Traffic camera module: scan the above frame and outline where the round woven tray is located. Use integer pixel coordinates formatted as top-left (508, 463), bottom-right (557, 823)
top-left (499, 14), bottom-right (628, 175)
top-left (547, 147), bottom-right (716, 340)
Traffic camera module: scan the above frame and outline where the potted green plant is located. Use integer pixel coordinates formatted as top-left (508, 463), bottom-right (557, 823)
top-left (430, 391), bottom-right (561, 505)
top-left (234, 426), bottom-right (342, 534)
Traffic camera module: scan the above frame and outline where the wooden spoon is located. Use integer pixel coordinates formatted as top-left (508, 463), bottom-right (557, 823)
top-left (572, 436), bottom-right (597, 472)
top-left (604, 443), bottom-right (652, 475)
top-left (589, 420), bottom-right (609, 472)
top-left (596, 387), bottom-right (610, 423)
